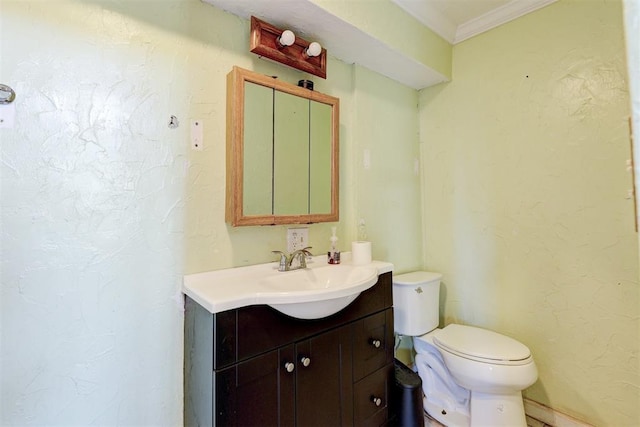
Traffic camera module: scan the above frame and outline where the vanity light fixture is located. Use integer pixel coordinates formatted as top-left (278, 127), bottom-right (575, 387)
top-left (250, 16), bottom-right (327, 79)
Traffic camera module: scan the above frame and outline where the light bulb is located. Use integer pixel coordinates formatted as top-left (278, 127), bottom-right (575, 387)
top-left (305, 42), bottom-right (322, 57)
top-left (278, 30), bottom-right (295, 47)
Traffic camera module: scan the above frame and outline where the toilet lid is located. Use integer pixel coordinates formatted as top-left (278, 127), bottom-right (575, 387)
top-left (433, 324), bottom-right (532, 365)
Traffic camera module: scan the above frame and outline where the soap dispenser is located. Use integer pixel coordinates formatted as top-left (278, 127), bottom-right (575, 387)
top-left (328, 227), bottom-right (341, 264)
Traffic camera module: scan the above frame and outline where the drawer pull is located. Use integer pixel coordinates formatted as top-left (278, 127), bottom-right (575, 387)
top-left (284, 362), bottom-right (295, 373)
top-left (300, 356), bottom-right (311, 367)
top-left (371, 396), bottom-right (382, 407)
top-left (370, 339), bottom-right (381, 348)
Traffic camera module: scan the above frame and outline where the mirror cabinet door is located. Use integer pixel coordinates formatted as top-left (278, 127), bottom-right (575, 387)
top-left (309, 101), bottom-right (332, 214)
top-left (274, 90), bottom-right (310, 215)
top-left (243, 82), bottom-right (273, 216)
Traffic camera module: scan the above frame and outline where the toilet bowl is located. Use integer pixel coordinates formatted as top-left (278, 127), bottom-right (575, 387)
top-left (393, 272), bottom-right (538, 427)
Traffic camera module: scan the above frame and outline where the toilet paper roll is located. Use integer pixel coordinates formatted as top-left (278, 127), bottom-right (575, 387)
top-left (351, 241), bottom-right (372, 265)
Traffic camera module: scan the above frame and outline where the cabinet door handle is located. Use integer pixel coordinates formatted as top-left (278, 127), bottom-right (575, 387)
top-left (300, 356), bottom-right (311, 367)
top-left (370, 339), bottom-right (381, 348)
top-left (371, 396), bottom-right (382, 407)
top-left (284, 362), bottom-right (295, 373)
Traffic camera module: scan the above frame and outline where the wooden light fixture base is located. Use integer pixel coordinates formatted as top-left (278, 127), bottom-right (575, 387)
top-left (250, 16), bottom-right (327, 79)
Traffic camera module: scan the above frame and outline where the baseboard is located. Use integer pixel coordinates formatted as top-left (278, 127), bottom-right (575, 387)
top-left (524, 398), bottom-right (594, 427)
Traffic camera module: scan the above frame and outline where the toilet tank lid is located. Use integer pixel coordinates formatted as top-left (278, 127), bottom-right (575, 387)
top-left (394, 271), bottom-right (442, 285)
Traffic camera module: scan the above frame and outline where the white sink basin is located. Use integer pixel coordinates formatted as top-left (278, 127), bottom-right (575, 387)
top-left (259, 264), bottom-right (378, 319)
top-left (183, 256), bottom-right (393, 319)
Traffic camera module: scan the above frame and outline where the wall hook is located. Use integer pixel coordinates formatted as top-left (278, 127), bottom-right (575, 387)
top-left (0, 84), bottom-right (16, 105)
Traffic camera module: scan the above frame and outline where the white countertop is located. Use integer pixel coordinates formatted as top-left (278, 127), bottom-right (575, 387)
top-left (183, 254), bottom-right (394, 314)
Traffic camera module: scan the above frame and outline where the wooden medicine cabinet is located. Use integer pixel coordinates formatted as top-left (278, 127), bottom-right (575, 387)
top-left (226, 66), bottom-right (339, 226)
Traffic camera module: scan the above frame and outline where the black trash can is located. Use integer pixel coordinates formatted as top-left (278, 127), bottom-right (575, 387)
top-left (390, 358), bottom-right (424, 427)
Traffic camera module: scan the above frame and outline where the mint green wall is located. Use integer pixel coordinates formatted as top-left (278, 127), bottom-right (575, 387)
top-left (353, 65), bottom-right (423, 273)
top-left (0, 0), bottom-right (424, 423)
top-left (419, 0), bottom-right (639, 425)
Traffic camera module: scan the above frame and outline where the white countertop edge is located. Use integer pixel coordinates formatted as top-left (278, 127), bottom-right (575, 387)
top-left (183, 255), bottom-right (394, 314)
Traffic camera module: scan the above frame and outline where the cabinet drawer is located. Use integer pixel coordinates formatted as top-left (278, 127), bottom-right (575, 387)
top-left (354, 364), bottom-right (393, 427)
top-left (352, 308), bottom-right (394, 381)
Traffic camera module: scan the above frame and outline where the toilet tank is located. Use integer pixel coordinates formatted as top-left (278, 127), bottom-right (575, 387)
top-left (393, 271), bottom-right (442, 336)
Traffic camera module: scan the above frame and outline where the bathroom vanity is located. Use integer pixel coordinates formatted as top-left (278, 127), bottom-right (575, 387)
top-left (183, 269), bottom-right (394, 426)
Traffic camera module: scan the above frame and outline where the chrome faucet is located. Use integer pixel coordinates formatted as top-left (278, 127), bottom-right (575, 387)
top-left (272, 247), bottom-right (313, 272)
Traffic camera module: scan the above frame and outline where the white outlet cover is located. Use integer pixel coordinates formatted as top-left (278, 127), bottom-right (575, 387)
top-left (287, 228), bottom-right (309, 253)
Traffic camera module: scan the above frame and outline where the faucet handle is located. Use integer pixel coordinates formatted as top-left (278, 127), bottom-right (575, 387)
top-left (272, 250), bottom-right (288, 271)
top-left (296, 247), bottom-right (313, 268)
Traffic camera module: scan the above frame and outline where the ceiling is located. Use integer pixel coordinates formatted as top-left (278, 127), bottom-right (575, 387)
top-left (202, 0), bottom-right (556, 89)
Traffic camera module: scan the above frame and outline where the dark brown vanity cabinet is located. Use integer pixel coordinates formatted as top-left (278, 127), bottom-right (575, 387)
top-left (184, 272), bottom-right (394, 427)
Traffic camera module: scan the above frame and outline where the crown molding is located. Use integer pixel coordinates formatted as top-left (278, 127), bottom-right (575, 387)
top-left (392, 0), bottom-right (557, 45)
top-left (454, 0), bottom-right (557, 43)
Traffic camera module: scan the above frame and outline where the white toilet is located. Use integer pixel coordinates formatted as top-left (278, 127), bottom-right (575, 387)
top-left (393, 271), bottom-right (538, 427)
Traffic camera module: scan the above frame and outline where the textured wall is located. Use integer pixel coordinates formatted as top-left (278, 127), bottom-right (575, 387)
top-left (0, 0), bottom-right (424, 424)
top-left (419, 0), bottom-right (639, 425)
top-left (0, 1), bottom-right (192, 423)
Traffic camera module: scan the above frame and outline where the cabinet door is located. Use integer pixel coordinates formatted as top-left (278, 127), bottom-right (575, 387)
top-left (353, 309), bottom-right (394, 382)
top-left (295, 325), bottom-right (354, 427)
top-left (215, 345), bottom-right (295, 426)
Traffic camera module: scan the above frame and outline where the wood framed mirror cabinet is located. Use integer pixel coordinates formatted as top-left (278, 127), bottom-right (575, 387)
top-left (226, 66), bottom-right (339, 226)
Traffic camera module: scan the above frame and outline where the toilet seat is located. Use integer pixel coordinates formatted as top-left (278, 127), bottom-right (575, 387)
top-left (433, 324), bottom-right (532, 366)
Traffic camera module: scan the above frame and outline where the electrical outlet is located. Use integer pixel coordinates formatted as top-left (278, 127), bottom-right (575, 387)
top-left (287, 228), bottom-right (309, 253)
